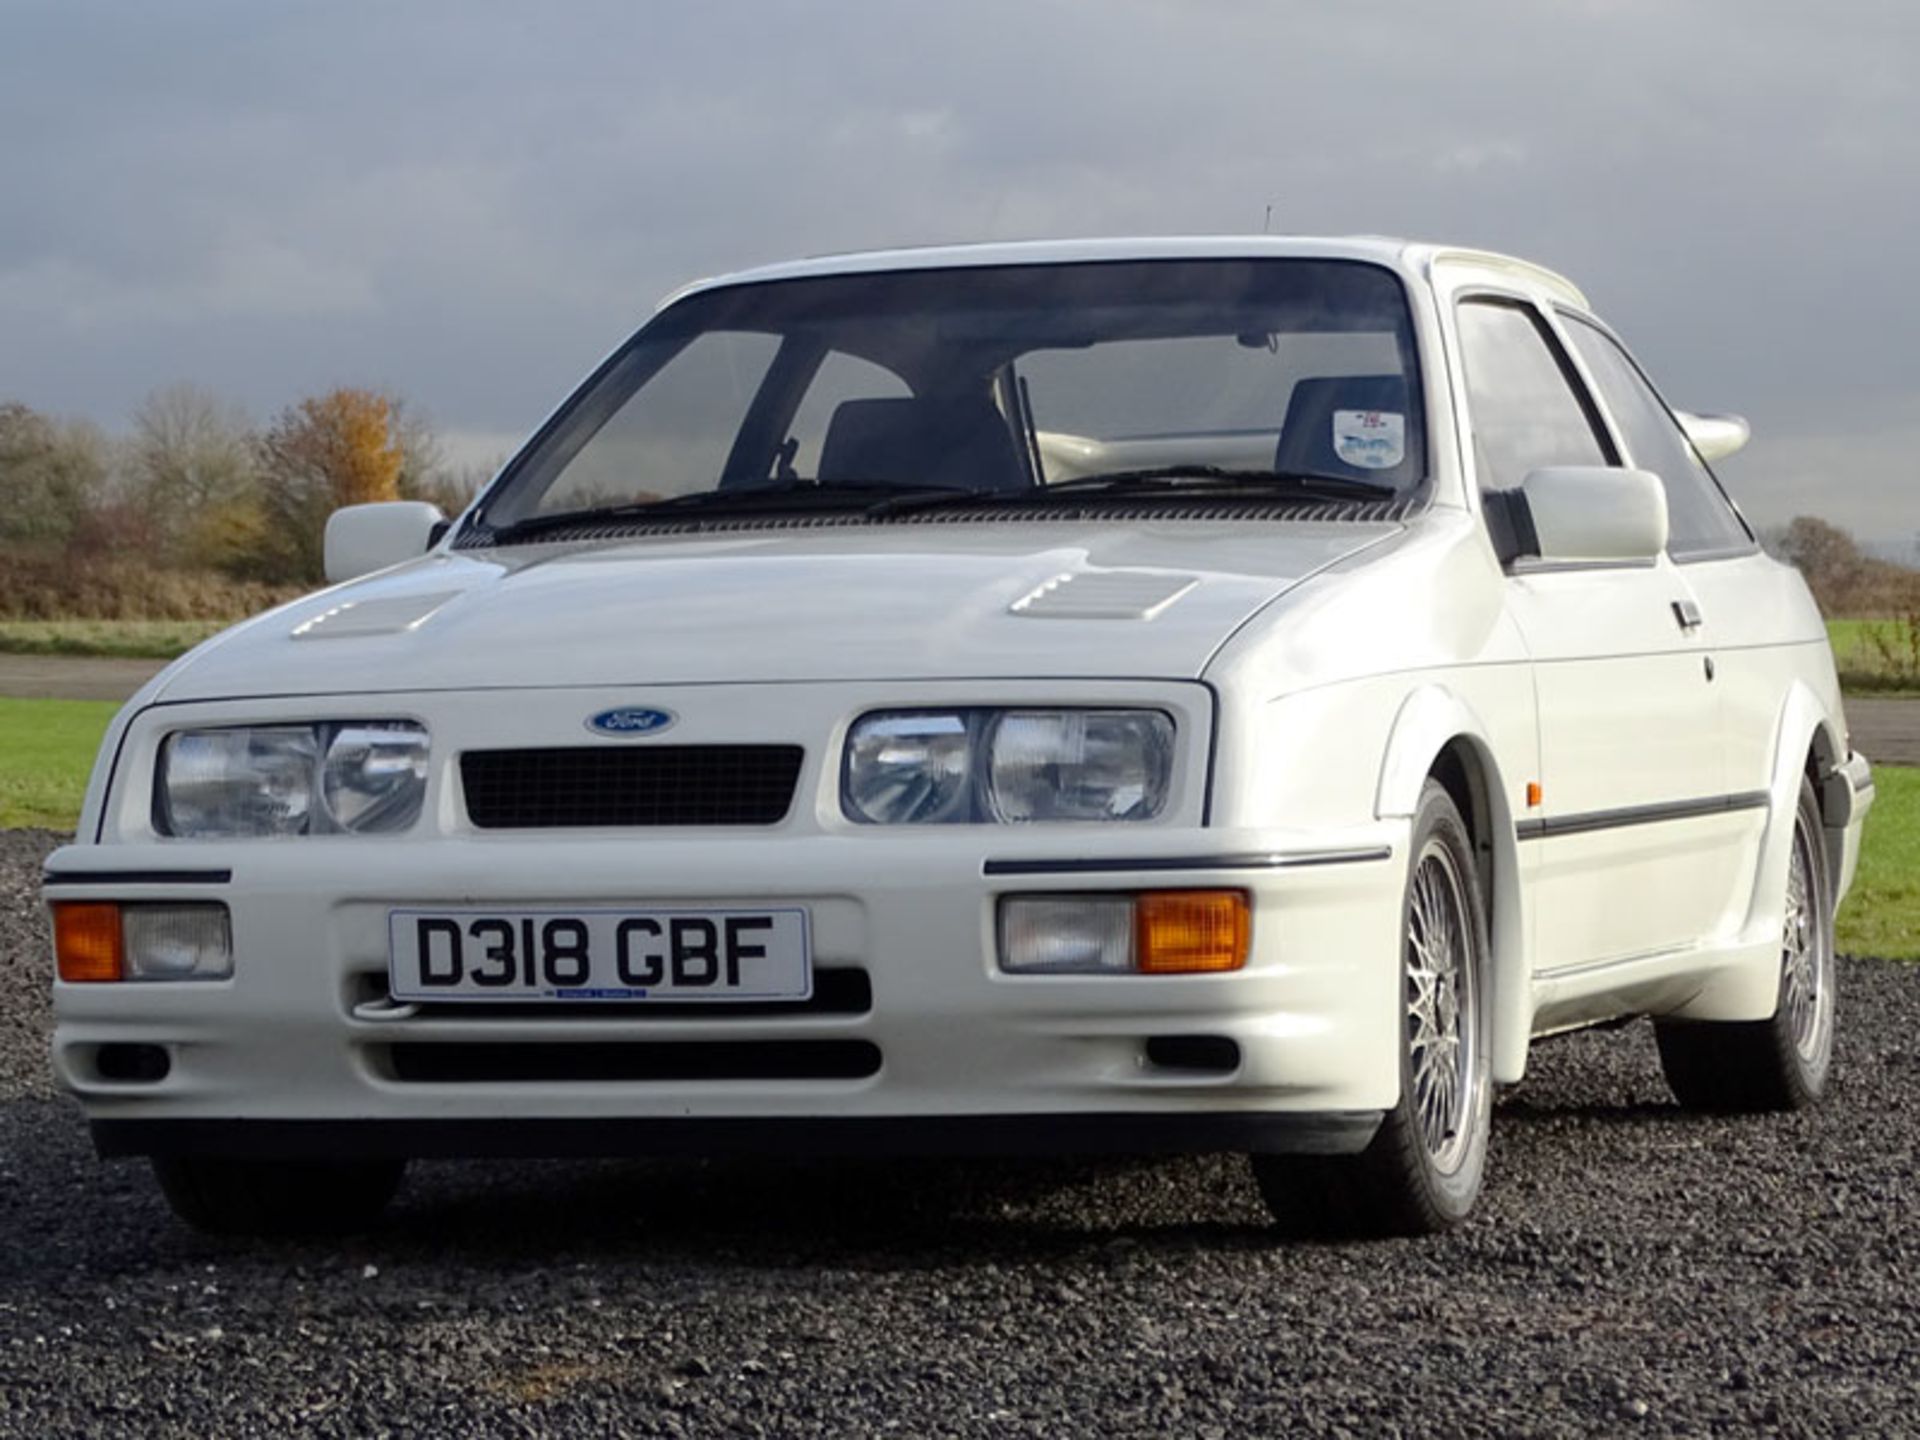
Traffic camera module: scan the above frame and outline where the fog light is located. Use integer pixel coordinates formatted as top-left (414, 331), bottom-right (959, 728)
top-left (95, 1043), bottom-right (172, 1083)
top-left (54, 902), bottom-right (123, 983)
top-left (998, 896), bottom-right (1134, 973)
top-left (123, 905), bottom-right (233, 980)
top-left (1136, 891), bottom-right (1250, 973)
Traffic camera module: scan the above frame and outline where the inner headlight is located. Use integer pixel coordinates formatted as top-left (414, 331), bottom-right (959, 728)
top-left (842, 708), bottom-right (1173, 824)
top-left (842, 712), bottom-right (973, 824)
top-left (322, 726), bottom-right (433, 832)
top-left (158, 722), bottom-right (429, 837)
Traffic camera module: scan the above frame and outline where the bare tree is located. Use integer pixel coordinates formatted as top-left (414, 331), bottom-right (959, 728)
top-left (1772, 514), bottom-right (1920, 615)
top-left (128, 384), bottom-right (260, 563)
top-left (0, 401), bottom-right (110, 549)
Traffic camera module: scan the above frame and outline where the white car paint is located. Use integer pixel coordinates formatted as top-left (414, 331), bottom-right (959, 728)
top-left (45, 236), bottom-right (1869, 1213)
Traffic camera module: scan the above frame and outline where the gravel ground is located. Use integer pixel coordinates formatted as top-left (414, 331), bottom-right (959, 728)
top-left (5, 828), bottom-right (1919, 1438)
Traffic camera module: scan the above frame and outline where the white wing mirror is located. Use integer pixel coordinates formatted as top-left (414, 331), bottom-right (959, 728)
top-left (1677, 412), bottom-right (1750, 462)
top-left (323, 501), bottom-right (447, 584)
top-left (1521, 466), bottom-right (1668, 564)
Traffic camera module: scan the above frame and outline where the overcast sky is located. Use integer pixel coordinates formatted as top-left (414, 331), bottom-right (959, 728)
top-left (3, 1), bottom-right (1915, 537)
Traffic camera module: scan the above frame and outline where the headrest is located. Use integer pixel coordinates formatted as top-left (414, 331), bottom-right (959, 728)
top-left (1275, 374), bottom-right (1417, 484)
top-left (818, 396), bottom-right (1027, 493)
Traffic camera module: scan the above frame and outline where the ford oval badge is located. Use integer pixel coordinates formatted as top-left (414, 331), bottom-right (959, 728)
top-left (586, 706), bottom-right (676, 738)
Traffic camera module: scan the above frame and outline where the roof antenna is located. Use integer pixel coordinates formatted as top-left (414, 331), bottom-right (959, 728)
top-left (1263, 203), bottom-right (1274, 234)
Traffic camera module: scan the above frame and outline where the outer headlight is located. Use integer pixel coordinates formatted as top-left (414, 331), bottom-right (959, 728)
top-left (985, 710), bottom-right (1172, 822)
top-left (158, 722), bottom-right (429, 837)
top-left (160, 727), bottom-right (318, 837)
top-left (842, 708), bottom-right (1173, 824)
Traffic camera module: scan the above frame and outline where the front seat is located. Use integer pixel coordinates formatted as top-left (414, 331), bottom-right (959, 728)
top-left (1274, 374), bottom-right (1419, 488)
top-left (817, 395), bottom-right (1028, 493)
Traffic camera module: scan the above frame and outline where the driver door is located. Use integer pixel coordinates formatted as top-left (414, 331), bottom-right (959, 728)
top-left (1456, 297), bottom-right (1735, 973)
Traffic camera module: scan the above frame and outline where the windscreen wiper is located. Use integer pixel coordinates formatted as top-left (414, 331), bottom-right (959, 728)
top-left (862, 484), bottom-right (1024, 517)
top-left (479, 479), bottom-right (963, 543)
top-left (863, 465), bottom-right (1401, 518)
top-left (1041, 465), bottom-right (1400, 502)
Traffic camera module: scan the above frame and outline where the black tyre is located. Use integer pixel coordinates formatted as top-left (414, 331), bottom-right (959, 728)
top-left (1655, 776), bottom-right (1836, 1112)
top-left (1253, 778), bottom-right (1492, 1236)
top-left (152, 1155), bottom-right (406, 1237)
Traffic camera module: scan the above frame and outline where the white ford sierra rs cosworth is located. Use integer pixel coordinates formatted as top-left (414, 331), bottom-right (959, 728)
top-left (45, 238), bottom-right (1873, 1237)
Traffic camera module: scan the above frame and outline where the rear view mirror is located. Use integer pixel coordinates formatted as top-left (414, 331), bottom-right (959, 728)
top-left (1677, 412), bottom-right (1750, 462)
top-left (1521, 466), bottom-right (1668, 564)
top-left (324, 502), bottom-right (447, 584)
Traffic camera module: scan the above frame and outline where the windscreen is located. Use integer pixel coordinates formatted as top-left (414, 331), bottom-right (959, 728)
top-left (470, 258), bottom-right (1425, 535)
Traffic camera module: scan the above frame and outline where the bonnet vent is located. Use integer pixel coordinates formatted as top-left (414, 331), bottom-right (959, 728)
top-left (290, 592), bottom-right (460, 640)
top-left (1010, 571), bottom-right (1199, 620)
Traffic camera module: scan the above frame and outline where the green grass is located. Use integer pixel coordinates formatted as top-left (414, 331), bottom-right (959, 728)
top-left (1837, 764), bottom-right (1920, 961)
top-left (0, 618), bottom-right (231, 660)
top-left (0, 697), bottom-right (118, 830)
top-left (1828, 617), bottom-right (1920, 695)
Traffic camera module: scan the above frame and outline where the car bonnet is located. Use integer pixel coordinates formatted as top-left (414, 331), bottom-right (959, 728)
top-left (147, 521), bottom-right (1402, 700)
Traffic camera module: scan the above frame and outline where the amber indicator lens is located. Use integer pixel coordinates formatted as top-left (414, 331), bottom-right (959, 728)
top-left (1135, 890), bottom-right (1251, 974)
top-left (53, 902), bottom-right (124, 983)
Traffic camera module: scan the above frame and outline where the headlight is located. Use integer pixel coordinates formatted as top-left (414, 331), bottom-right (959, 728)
top-left (842, 713), bottom-right (973, 824)
top-left (158, 722), bottom-right (429, 837)
top-left (322, 726), bottom-right (433, 833)
top-left (842, 708), bottom-right (1173, 824)
top-left (985, 710), bottom-right (1172, 822)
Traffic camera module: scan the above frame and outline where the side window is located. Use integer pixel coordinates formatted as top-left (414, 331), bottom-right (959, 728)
top-left (1455, 300), bottom-right (1612, 494)
top-left (1562, 316), bottom-right (1752, 559)
top-left (782, 351), bottom-right (912, 479)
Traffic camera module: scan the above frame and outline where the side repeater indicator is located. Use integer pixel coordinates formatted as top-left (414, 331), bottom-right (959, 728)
top-left (586, 707), bottom-right (677, 738)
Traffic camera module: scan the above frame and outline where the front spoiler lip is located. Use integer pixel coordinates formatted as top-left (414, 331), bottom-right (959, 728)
top-left (91, 1111), bottom-right (1386, 1161)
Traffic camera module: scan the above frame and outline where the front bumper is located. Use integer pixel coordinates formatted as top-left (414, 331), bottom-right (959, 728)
top-left (90, 1110), bottom-right (1386, 1160)
top-left (47, 826), bottom-right (1408, 1158)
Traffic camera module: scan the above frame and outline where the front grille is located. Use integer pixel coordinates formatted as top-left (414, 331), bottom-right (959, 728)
top-left (461, 745), bottom-right (804, 828)
top-left (382, 1040), bottom-right (882, 1084)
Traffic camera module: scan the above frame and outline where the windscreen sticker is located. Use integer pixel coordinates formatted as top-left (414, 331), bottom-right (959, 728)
top-left (1333, 409), bottom-right (1405, 469)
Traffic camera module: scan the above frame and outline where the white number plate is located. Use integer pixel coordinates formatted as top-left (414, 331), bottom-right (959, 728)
top-left (387, 906), bottom-right (812, 1003)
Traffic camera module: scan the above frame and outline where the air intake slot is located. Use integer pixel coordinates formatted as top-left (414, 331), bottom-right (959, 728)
top-left (1143, 1035), bottom-right (1241, 1074)
top-left (382, 1040), bottom-right (881, 1083)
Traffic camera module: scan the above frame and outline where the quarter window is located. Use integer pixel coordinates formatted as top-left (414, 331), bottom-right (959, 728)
top-left (1562, 316), bottom-right (1752, 559)
top-left (1455, 300), bottom-right (1611, 494)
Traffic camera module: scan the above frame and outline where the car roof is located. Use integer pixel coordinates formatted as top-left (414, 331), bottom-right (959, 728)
top-left (659, 236), bottom-right (1588, 310)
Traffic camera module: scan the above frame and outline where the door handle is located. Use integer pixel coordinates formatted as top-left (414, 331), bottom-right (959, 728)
top-left (1672, 599), bottom-right (1703, 631)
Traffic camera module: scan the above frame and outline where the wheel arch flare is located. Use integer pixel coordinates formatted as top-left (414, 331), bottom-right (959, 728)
top-left (1374, 686), bottom-right (1531, 1085)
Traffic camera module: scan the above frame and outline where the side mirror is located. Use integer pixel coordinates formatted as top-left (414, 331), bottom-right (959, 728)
top-left (323, 501), bottom-right (447, 584)
top-left (1521, 466), bottom-right (1668, 564)
top-left (1677, 411), bottom-right (1750, 462)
